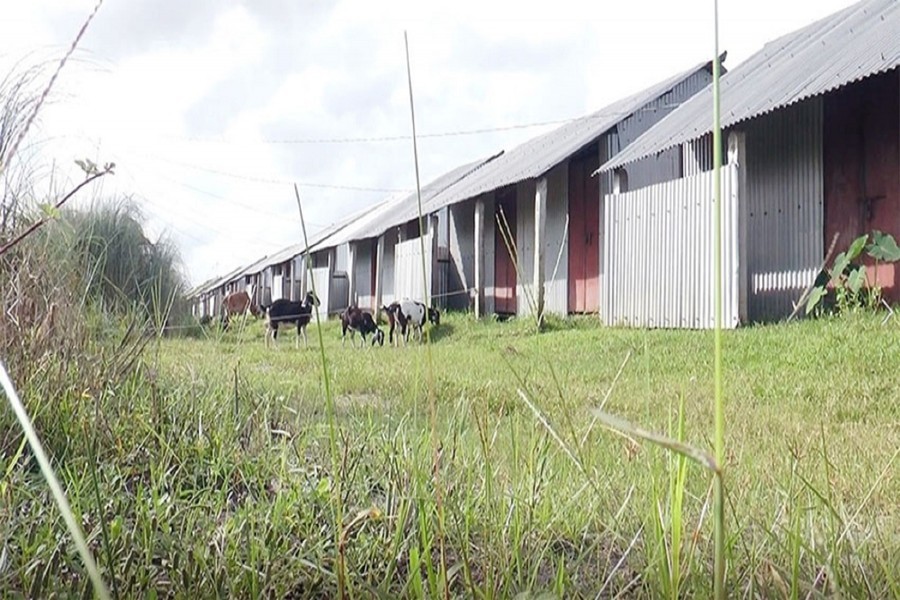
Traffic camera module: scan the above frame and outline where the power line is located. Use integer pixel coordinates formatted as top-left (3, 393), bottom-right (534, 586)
top-left (136, 150), bottom-right (410, 193)
top-left (138, 166), bottom-right (329, 226)
top-left (159, 103), bottom-right (688, 145)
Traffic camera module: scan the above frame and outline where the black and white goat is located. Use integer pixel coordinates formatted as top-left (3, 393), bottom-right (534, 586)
top-left (381, 299), bottom-right (440, 345)
top-left (340, 306), bottom-right (384, 348)
top-left (264, 291), bottom-right (320, 349)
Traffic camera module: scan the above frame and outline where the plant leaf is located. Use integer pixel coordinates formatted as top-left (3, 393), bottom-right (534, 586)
top-left (831, 252), bottom-right (851, 280)
top-left (806, 286), bottom-right (827, 315)
top-left (846, 234), bottom-right (869, 261)
top-left (867, 231), bottom-right (900, 262)
top-left (847, 266), bottom-right (867, 294)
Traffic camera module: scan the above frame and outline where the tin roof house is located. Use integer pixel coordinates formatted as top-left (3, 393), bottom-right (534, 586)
top-left (598, 0), bottom-right (899, 328)
top-left (437, 57), bottom-right (718, 319)
top-left (340, 57), bottom-right (721, 320)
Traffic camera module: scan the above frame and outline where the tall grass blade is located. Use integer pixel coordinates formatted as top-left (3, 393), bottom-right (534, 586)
top-left (711, 1), bottom-right (727, 597)
top-left (404, 30), bottom-right (449, 599)
top-left (0, 362), bottom-right (111, 600)
top-left (293, 184), bottom-right (345, 598)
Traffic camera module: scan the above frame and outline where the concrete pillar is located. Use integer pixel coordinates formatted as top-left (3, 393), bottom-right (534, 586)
top-left (533, 177), bottom-right (548, 324)
top-left (474, 197), bottom-right (485, 318)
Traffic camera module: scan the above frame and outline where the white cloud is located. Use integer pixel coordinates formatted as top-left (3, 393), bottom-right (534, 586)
top-left (1, 0), bottom-right (862, 285)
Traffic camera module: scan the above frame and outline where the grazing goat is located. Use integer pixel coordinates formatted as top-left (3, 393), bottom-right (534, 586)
top-left (340, 306), bottom-right (384, 348)
top-left (381, 299), bottom-right (440, 345)
top-left (221, 290), bottom-right (261, 330)
top-left (264, 291), bottom-right (320, 349)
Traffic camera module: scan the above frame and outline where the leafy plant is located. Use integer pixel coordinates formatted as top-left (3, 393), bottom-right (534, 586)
top-left (805, 231), bottom-right (900, 315)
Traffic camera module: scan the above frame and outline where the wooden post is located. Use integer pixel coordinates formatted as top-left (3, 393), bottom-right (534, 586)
top-left (347, 242), bottom-right (357, 307)
top-left (533, 177), bottom-right (548, 323)
top-left (474, 197), bottom-right (485, 318)
top-left (374, 234), bottom-right (385, 315)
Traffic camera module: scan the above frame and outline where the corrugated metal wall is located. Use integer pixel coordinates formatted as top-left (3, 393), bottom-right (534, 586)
top-left (380, 229), bottom-right (399, 306)
top-left (683, 134), bottom-right (714, 176)
top-left (291, 256), bottom-right (303, 300)
top-left (516, 179), bottom-right (537, 318)
top-left (543, 163), bottom-right (569, 315)
top-left (448, 200), bottom-right (475, 311)
top-left (393, 232), bottom-right (434, 303)
top-left (744, 98), bottom-right (823, 321)
top-left (354, 241), bottom-right (375, 309)
top-left (618, 69), bottom-right (714, 189)
top-left (483, 193), bottom-right (496, 316)
top-left (305, 266), bottom-right (331, 321)
top-left (603, 164), bottom-right (741, 329)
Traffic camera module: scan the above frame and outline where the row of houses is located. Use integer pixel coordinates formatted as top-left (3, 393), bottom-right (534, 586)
top-left (190, 0), bottom-right (899, 329)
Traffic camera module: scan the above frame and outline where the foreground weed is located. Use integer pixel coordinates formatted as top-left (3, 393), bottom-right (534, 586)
top-left (0, 362), bottom-right (111, 599)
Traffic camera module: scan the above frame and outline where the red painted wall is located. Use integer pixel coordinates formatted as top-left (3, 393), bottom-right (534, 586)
top-left (824, 69), bottom-right (900, 301)
top-left (567, 152), bottom-right (601, 313)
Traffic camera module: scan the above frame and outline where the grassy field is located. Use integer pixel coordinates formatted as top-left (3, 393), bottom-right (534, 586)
top-left (2, 311), bottom-right (899, 598)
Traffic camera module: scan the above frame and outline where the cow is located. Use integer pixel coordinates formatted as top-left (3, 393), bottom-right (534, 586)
top-left (340, 306), bottom-right (384, 348)
top-left (381, 299), bottom-right (440, 345)
top-left (264, 291), bottom-right (320, 349)
top-left (221, 290), bottom-right (261, 330)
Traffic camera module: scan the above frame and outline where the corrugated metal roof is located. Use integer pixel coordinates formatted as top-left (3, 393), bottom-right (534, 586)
top-left (426, 57), bottom-right (717, 207)
top-left (190, 263), bottom-right (251, 297)
top-left (188, 203), bottom-right (382, 296)
top-left (602, 0), bottom-right (899, 171)
top-left (337, 155), bottom-right (501, 244)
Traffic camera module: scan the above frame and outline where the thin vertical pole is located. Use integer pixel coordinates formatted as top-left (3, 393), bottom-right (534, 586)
top-left (712, 0), bottom-right (726, 598)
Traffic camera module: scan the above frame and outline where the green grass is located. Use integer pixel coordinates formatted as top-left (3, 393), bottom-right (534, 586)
top-left (2, 311), bottom-right (899, 597)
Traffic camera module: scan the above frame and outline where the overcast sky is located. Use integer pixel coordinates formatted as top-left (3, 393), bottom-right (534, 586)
top-left (2, 0), bottom-right (859, 286)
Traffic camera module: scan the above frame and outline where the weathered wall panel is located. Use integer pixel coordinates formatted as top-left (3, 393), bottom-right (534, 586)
top-left (618, 69), bottom-right (713, 189)
top-left (483, 192), bottom-right (496, 316)
top-left (394, 232), bottom-right (434, 303)
top-left (604, 165), bottom-right (740, 329)
top-left (448, 200), bottom-right (476, 311)
top-left (380, 229), bottom-right (399, 306)
top-left (352, 240), bottom-right (375, 309)
top-left (543, 163), bottom-right (569, 315)
top-left (824, 70), bottom-right (900, 302)
top-left (516, 180), bottom-right (536, 318)
top-left (305, 267), bottom-right (331, 321)
top-left (743, 98), bottom-right (824, 321)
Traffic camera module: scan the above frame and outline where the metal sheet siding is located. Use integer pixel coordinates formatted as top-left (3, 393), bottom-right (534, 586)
top-left (448, 201), bottom-right (476, 311)
top-left (744, 98), bottom-right (824, 321)
top-left (516, 180), bottom-right (536, 318)
top-left (393, 233), bottom-right (434, 303)
top-left (618, 69), bottom-right (713, 189)
top-left (380, 229), bottom-right (399, 306)
top-left (354, 241), bottom-right (374, 308)
top-left (305, 267), bottom-right (331, 321)
top-left (604, 165), bottom-right (740, 329)
top-left (543, 163), bottom-right (569, 316)
top-left (483, 193), bottom-right (496, 316)
top-left (604, 0), bottom-right (899, 171)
